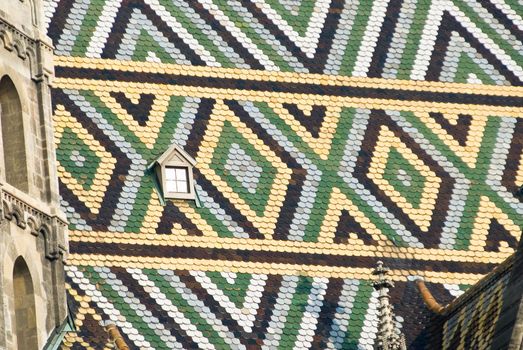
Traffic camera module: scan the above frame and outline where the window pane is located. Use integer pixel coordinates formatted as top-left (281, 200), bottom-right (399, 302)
top-left (165, 167), bottom-right (176, 180)
top-left (176, 168), bottom-right (187, 180)
top-left (176, 180), bottom-right (188, 193)
top-left (165, 180), bottom-right (177, 193)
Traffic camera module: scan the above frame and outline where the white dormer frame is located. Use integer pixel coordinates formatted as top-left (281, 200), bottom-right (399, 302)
top-left (148, 144), bottom-right (196, 200)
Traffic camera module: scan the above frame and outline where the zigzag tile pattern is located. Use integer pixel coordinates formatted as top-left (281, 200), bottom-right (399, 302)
top-left (65, 265), bottom-right (466, 349)
top-left (441, 264), bottom-right (511, 350)
top-left (44, 0), bottom-right (523, 84)
top-left (54, 60), bottom-right (523, 348)
top-left (44, 0), bottom-right (523, 348)
top-left (416, 250), bottom-right (520, 350)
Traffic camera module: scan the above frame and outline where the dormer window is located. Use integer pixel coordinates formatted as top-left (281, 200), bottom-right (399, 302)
top-left (148, 144), bottom-right (196, 200)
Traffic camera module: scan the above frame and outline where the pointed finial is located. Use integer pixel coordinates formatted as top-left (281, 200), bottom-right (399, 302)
top-left (372, 262), bottom-right (406, 350)
top-left (373, 260), bottom-right (394, 291)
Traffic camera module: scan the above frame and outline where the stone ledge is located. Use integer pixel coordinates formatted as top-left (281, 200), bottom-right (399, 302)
top-left (1, 182), bottom-right (68, 261)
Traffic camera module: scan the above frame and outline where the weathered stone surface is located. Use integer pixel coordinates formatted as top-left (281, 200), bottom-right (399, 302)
top-left (0, 0), bottom-right (67, 348)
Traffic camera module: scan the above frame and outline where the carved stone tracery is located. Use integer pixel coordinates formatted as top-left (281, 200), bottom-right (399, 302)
top-left (0, 16), bottom-right (53, 81)
top-left (373, 261), bottom-right (407, 350)
top-left (1, 186), bottom-right (67, 261)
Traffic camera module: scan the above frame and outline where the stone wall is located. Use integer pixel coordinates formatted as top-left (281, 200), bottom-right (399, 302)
top-left (0, 0), bottom-right (67, 348)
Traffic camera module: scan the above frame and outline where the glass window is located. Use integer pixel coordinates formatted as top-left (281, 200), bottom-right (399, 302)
top-left (165, 166), bottom-right (189, 193)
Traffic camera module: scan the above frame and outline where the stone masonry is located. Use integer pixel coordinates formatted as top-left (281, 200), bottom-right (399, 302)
top-left (0, 0), bottom-right (67, 348)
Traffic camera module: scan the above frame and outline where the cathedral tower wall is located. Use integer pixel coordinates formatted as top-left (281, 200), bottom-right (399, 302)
top-left (0, 0), bottom-right (67, 348)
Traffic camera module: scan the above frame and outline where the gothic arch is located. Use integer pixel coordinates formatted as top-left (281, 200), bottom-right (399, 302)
top-left (13, 256), bottom-right (38, 350)
top-left (0, 76), bottom-right (28, 191)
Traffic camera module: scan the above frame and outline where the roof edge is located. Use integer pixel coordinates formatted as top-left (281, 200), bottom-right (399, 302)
top-left (440, 252), bottom-right (516, 317)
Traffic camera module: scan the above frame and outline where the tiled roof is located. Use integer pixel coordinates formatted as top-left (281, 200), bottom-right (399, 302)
top-left (440, 256), bottom-right (513, 349)
top-left (43, 0), bottom-right (523, 349)
top-left (425, 236), bottom-right (523, 350)
top-left (44, 0), bottom-right (523, 84)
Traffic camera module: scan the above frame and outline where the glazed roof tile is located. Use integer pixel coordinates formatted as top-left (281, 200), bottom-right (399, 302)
top-left (426, 238), bottom-right (523, 349)
top-left (43, 0), bottom-right (523, 348)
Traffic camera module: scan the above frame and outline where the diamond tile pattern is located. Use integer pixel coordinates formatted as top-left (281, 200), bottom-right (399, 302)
top-left (44, 0), bottom-right (523, 349)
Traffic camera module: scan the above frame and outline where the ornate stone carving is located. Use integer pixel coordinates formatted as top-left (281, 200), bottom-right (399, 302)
top-left (373, 261), bottom-right (407, 350)
top-left (0, 17), bottom-right (53, 81)
top-left (1, 185), bottom-right (67, 261)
